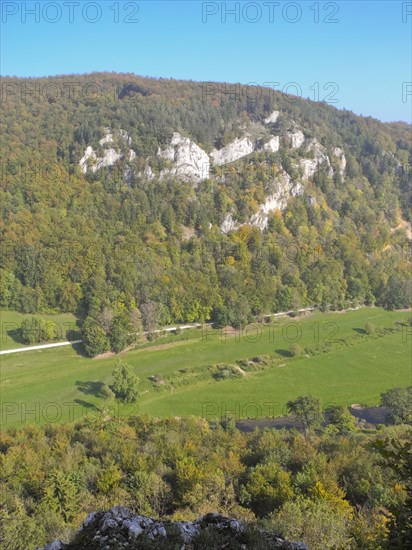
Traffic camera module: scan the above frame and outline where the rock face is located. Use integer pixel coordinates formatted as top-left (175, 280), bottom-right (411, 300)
top-left (79, 128), bottom-right (136, 174)
top-left (250, 172), bottom-right (303, 230)
top-left (332, 147), bottom-right (346, 176)
top-left (298, 139), bottom-right (332, 181)
top-left (78, 119), bottom-right (346, 233)
top-left (210, 137), bottom-right (255, 166)
top-left (39, 507), bottom-right (309, 550)
top-left (263, 136), bottom-right (280, 153)
top-left (288, 130), bottom-right (305, 149)
top-left (220, 213), bottom-right (239, 234)
top-left (264, 110), bottom-right (280, 124)
top-left (221, 171), bottom-right (303, 233)
top-left (157, 132), bottom-right (210, 182)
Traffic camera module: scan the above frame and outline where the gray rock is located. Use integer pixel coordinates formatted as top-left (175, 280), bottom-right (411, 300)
top-left (43, 542), bottom-right (66, 550)
top-left (40, 507), bottom-right (310, 549)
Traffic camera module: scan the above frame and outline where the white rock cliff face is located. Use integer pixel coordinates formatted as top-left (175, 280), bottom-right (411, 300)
top-left (263, 136), bottom-right (280, 153)
top-left (298, 139), bottom-right (332, 180)
top-left (79, 128), bottom-right (136, 174)
top-left (288, 130), bottom-right (305, 149)
top-left (250, 172), bottom-right (303, 230)
top-left (220, 214), bottom-right (238, 234)
top-left (79, 146), bottom-right (123, 174)
top-left (264, 110), bottom-right (280, 124)
top-left (220, 170), bottom-right (303, 233)
top-left (332, 147), bottom-right (346, 176)
top-left (99, 129), bottom-right (114, 146)
top-left (210, 137), bottom-right (255, 166)
top-left (157, 132), bottom-right (210, 182)
top-left (79, 146), bottom-right (96, 174)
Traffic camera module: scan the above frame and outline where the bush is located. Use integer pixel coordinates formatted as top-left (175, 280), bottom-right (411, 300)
top-left (364, 322), bottom-right (376, 335)
top-left (20, 316), bottom-right (59, 344)
top-left (289, 343), bottom-right (302, 357)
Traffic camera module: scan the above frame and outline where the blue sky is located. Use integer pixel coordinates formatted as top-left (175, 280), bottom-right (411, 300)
top-left (1, 1), bottom-right (411, 122)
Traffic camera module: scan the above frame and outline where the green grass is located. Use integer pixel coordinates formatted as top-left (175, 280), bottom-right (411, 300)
top-left (0, 308), bottom-right (410, 428)
top-left (0, 309), bottom-right (82, 350)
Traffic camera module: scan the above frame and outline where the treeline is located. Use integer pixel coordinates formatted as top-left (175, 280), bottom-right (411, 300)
top-left (0, 74), bottom-right (411, 321)
top-left (1, 406), bottom-right (411, 549)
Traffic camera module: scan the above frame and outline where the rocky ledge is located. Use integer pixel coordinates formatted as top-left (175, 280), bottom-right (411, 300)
top-left (39, 507), bottom-right (309, 550)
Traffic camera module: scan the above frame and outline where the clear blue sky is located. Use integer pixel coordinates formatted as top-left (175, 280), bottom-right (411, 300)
top-left (1, 1), bottom-right (411, 122)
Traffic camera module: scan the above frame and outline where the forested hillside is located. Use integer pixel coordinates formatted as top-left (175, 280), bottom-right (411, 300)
top-left (0, 73), bottom-right (411, 326)
top-left (1, 416), bottom-right (411, 549)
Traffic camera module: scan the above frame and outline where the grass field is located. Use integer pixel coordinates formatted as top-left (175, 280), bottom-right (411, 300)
top-left (0, 307), bottom-right (410, 428)
top-left (0, 309), bottom-right (82, 350)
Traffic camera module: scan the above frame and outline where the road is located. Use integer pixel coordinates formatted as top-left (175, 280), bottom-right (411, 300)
top-left (0, 340), bottom-right (83, 355)
top-left (0, 306), bottom-right (329, 356)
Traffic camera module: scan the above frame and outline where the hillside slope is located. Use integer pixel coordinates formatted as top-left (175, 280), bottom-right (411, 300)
top-left (0, 73), bottom-right (411, 322)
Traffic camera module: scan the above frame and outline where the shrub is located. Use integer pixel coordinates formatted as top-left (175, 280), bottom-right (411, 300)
top-left (289, 343), bottom-right (302, 357)
top-left (20, 316), bottom-right (59, 344)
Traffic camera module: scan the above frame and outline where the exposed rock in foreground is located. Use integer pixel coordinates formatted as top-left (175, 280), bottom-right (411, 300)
top-left (39, 507), bottom-right (309, 550)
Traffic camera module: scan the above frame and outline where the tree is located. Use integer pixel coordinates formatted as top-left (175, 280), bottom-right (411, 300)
top-left (364, 322), bottom-right (375, 335)
top-left (140, 299), bottom-right (160, 335)
top-left (82, 316), bottom-right (110, 358)
top-left (210, 305), bottom-right (230, 329)
top-left (130, 307), bottom-right (143, 339)
top-left (112, 360), bottom-right (140, 402)
top-left (286, 396), bottom-right (323, 436)
top-left (230, 296), bottom-right (252, 329)
top-left (373, 437), bottom-right (412, 547)
top-left (97, 307), bottom-right (114, 333)
top-left (381, 275), bottom-right (412, 310)
top-left (380, 387), bottom-right (412, 424)
top-left (270, 496), bottom-right (353, 549)
top-left (328, 405), bottom-right (356, 434)
top-left (109, 312), bottom-right (133, 353)
top-left (241, 462), bottom-right (293, 517)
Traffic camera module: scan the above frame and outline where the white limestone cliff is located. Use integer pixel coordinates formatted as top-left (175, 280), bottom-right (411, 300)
top-left (298, 139), bottom-right (333, 181)
top-left (263, 136), bottom-right (280, 153)
top-left (79, 146), bottom-right (97, 174)
top-left (264, 110), bottom-right (280, 124)
top-left (288, 130), bottom-right (305, 149)
top-left (99, 129), bottom-right (114, 146)
top-left (210, 137), bottom-right (255, 166)
top-left (332, 147), bottom-right (346, 176)
top-left (220, 214), bottom-right (239, 234)
top-left (250, 172), bottom-right (303, 230)
top-left (157, 132), bottom-right (210, 182)
top-left (220, 170), bottom-right (303, 233)
top-left (80, 128), bottom-right (135, 174)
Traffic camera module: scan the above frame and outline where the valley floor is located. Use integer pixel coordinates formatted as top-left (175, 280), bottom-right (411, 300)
top-left (0, 307), bottom-right (410, 429)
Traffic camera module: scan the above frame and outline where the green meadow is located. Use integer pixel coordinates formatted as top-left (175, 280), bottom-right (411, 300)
top-left (0, 309), bottom-right (81, 350)
top-left (0, 308), bottom-right (410, 428)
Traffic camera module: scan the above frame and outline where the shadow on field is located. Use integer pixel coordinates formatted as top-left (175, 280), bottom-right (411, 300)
top-left (275, 349), bottom-right (293, 357)
top-left (76, 380), bottom-right (105, 397)
top-left (353, 327), bottom-right (366, 334)
top-left (6, 327), bottom-right (23, 345)
top-left (236, 405), bottom-right (391, 433)
top-left (74, 399), bottom-right (99, 412)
